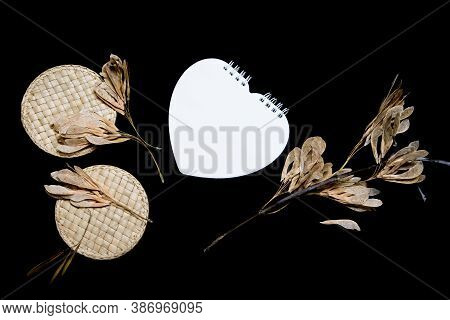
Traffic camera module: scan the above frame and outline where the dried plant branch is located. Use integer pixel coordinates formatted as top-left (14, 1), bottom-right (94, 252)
top-left (45, 165), bottom-right (151, 222)
top-left (204, 78), bottom-right (445, 252)
top-left (94, 54), bottom-right (164, 183)
top-left (340, 75), bottom-right (414, 170)
top-left (52, 110), bottom-right (164, 182)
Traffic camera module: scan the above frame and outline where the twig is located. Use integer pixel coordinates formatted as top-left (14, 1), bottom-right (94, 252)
top-left (118, 131), bottom-right (164, 183)
top-left (420, 158), bottom-right (450, 167)
top-left (204, 164), bottom-right (380, 252)
top-left (204, 212), bottom-right (263, 253)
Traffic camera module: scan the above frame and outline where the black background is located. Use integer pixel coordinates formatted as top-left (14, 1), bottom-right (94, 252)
top-left (1, 0), bottom-right (449, 299)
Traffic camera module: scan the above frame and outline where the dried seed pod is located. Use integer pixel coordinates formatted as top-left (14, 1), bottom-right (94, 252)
top-left (317, 175), bottom-right (382, 212)
top-left (45, 165), bottom-right (149, 221)
top-left (377, 141), bottom-right (428, 184)
top-left (320, 219), bottom-right (361, 231)
top-left (52, 111), bottom-right (129, 155)
top-left (347, 79), bottom-right (414, 165)
top-left (95, 82), bottom-right (125, 115)
top-left (281, 147), bottom-right (301, 182)
top-left (94, 54), bottom-right (130, 115)
top-left (281, 137), bottom-right (333, 193)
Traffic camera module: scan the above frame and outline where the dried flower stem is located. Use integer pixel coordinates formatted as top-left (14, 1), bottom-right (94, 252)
top-left (95, 54), bottom-right (164, 183)
top-left (122, 100), bottom-right (164, 183)
top-left (118, 130), bottom-right (164, 183)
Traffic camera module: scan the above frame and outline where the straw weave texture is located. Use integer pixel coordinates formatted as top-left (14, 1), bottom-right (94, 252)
top-left (55, 165), bottom-right (149, 260)
top-left (21, 65), bottom-right (117, 157)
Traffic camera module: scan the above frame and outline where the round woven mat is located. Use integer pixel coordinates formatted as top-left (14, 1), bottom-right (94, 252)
top-left (21, 65), bottom-right (117, 157)
top-left (55, 165), bottom-right (149, 260)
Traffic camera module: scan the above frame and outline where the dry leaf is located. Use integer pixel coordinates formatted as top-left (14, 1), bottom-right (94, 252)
top-left (320, 219), bottom-right (361, 231)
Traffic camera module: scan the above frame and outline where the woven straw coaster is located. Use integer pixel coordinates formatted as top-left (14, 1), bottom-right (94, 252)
top-left (21, 65), bottom-right (117, 157)
top-left (55, 165), bottom-right (149, 260)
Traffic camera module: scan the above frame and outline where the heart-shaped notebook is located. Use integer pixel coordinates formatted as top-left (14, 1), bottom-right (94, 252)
top-left (169, 58), bottom-right (289, 178)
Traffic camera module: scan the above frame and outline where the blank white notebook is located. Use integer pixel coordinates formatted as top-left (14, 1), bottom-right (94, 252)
top-left (169, 58), bottom-right (289, 178)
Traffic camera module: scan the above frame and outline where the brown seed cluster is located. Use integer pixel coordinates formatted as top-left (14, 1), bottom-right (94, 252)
top-left (277, 80), bottom-right (427, 230)
top-left (94, 54), bottom-right (130, 115)
top-left (376, 141), bottom-right (428, 184)
top-left (45, 165), bottom-right (148, 221)
top-left (52, 111), bottom-right (129, 154)
top-left (281, 137), bottom-right (333, 193)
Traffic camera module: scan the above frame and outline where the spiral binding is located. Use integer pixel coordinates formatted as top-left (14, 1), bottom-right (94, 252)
top-left (259, 93), bottom-right (289, 118)
top-left (223, 61), bottom-right (288, 119)
top-left (223, 61), bottom-right (252, 87)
